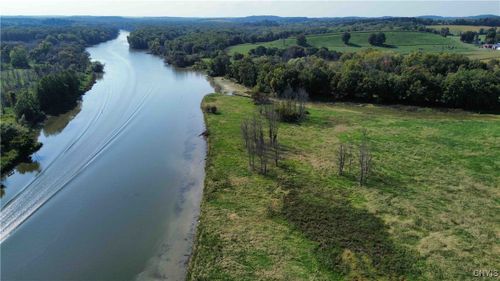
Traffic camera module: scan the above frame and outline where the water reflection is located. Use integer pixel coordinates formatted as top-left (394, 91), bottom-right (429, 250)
top-left (42, 103), bottom-right (82, 137)
top-left (15, 161), bottom-right (41, 175)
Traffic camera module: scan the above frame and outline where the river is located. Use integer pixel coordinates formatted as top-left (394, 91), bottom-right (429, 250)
top-left (1, 31), bottom-right (214, 280)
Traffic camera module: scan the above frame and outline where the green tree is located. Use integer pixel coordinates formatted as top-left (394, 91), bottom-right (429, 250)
top-left (443, 68), bottom-right (500, 111)
top-left (209, 53), bottom-right (230, 76)
top-left (37, 71), bottom-right (81, 115)
top-left (92, 61), bottom-right (104, 73)
top-left (440, 27), bottom-right (450, 37)
top-left (376, 32), bottom-right (386, 46)
top-left (485, 28), bottom-right (497, 44)
top-left (232, 52), bottom-right (244, 61)
top-left (10, 45), bottom-right (30, 68)
top-left (296, 34), bottom-right (308, 47)
top-left (368, 33), bottom-right (386, 46)
top-left (1, 122), bottom-right (42, 173)
top-left (233, 57), bottom-right (258, 87)
top-left (342, 32), bottom-right (351, 45)
top-left (14, 90), bottom-right (44, 124)
top-left (460, 31), bottom-right (477, 43)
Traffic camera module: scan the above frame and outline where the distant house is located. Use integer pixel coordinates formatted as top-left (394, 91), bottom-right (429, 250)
top-left (494, 43), bottom-right (500, 50)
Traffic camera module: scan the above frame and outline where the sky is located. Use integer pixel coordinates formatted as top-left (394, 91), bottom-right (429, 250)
top-left (1, 0), bottom-right (499, 18)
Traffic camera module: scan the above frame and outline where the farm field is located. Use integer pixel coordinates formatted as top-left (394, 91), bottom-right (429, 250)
top-left (427, 25), bottom-right (496, 34)
top-left (228, 31), bottom-right (500, 60)
top-left (188, 93), bottom-right (500, 280)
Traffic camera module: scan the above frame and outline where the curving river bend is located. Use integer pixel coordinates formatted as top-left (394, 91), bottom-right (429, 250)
top-left (1, 31), bottom-right (214, 280)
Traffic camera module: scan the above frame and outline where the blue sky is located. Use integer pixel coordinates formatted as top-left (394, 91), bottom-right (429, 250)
top-left (1, 1), bottom-right (499, 17)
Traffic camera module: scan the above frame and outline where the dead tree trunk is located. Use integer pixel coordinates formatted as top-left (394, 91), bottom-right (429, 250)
top-left (337, 143), bottom-right (346, 175)
top-left (263, 104), bottom-right (280, 166)
top-left (358, 130), bottom-right (372, 186)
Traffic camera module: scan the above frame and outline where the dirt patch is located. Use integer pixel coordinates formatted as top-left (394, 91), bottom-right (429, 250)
top-left (209, 77), bottom-right (252, 97)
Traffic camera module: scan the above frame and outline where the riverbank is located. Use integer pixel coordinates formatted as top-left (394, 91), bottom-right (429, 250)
top-left (208, 77), bottom-right (252, 97)
top-left (0, 70), bottom-right (99, 177)
top-left (188, 93), bottom-right (500, 280)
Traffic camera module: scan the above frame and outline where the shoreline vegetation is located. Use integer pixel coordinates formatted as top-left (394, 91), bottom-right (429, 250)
top-left (0, 71), bottom-right (99, 177)
top-left (1, 25), bottom-right (118, 177)
top-left (188, 90), bottom-right (499, 280)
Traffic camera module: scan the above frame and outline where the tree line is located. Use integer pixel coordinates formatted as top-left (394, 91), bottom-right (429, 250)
top-left (207, 50), bottom-right (499, 112)
top-left (1, 24), bottom-right (118, 175)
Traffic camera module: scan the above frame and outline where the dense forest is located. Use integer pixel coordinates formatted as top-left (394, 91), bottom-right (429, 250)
top-left (208, 49), bottom-right (499, 111)
top-left (127, 17), bottom-right (500, 112)
top-left (1, 23), bottom-right (118, 174)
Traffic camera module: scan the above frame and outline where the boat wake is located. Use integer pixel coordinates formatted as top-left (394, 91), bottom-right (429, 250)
top-left (0, 56), bottom-right (155, 243)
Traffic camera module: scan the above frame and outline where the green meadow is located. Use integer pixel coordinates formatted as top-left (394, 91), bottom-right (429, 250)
top-left (188, 93), bottom-right (500, 280)
top-left (228, 31), bottom-right (500, 60)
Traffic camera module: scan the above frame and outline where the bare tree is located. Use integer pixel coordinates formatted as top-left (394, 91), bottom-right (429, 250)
top-left (277, 85), bottom-right (308, 123)
top-left (358, 130), bottom-right (372, 186)
top-left (240, 118), bottom-right (254, 169)
top-left (337, 143), bottom-right (353, 176)
top-left (262, 104), bottom-right (280, 166)
top-left (337, 143), bottom-right (347, 175)
top-left (296, 88), bottom-right (308, 121)
top-left (241, 115), bottom-right (269, 174)
top-left (256, 123), bottom-right (268, 174)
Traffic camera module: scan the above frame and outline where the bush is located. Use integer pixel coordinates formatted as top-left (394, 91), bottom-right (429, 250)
top-left (460, 31), bottom-right (477, 43)
top-left (9, 45), bottom-right (30, 68)
top-left (36, 71), bottom-right (81, 115)
top-left (442, 68), bottom-right (500, 111)
top-left (368, 32), bottom-right (386, 46)
top-left (0, 122), bottom-right (42, 174)
top-left (204, 104), bottom-right (218, 114)
top-left (251, 91), bottom-right (270, 105)
top-left (276, 87), bottom-right (308, 123)
top-left (14, 90), bottom-right (44, 124)
top-left (91, 61), bottom-right (104, 73)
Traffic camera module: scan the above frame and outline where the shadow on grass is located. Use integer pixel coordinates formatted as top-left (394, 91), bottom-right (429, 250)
top-left (346, 42), bottom-right (361, 48)
top-left (281, 188), bottom-right (420, 279)
top-left (382, 44), bottom-right (398, 49)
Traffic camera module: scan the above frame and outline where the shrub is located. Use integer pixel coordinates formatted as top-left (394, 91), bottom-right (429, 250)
top-left (251, 91), bottom-right (270, 105)
top-left (368, 32), bottom-right (386, 46)
top-left (276, 87), bottom-right (308, 123)
top-left (203, 104), bottom-right (218, 114)
top-left (91, 61), bottom-right (104, 73)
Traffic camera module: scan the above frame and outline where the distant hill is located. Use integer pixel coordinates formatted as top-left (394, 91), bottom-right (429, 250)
top-left (1, 14), bottom-right (499, 28)
top-left (418, 14), bottom-right (500, 19)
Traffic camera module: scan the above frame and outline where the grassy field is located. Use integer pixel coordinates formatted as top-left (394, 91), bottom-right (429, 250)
top-left (188, 93), bottom-right (500, 280)
top-left (427, 25), bottom-right (496, 34)
top-left (227, 31), bottom-right (500, 60)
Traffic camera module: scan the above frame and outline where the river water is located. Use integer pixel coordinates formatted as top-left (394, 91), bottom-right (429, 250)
top-left (1, 31), bottom-right (214, 280)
